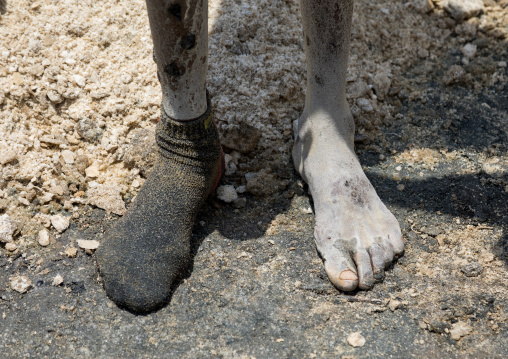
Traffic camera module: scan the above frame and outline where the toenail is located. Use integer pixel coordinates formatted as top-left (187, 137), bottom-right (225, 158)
top-left (339, 270), bottom-right (357, 281)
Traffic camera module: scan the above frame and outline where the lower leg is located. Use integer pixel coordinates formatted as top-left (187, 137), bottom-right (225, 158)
top-left (96, 0), bottom-right (223, 313)
top-left (294, 0), bottom-right (404, 291)
top-left (147, 0), bottom-right (208, 120)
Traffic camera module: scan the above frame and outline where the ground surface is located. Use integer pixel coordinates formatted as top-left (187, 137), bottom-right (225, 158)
top-left (1, 0), bottom-right (508, 358)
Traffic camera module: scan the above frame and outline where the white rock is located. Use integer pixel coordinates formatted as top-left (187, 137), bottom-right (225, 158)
top-left (347, 332), bottom-right (366, 347)
top-left (444, 0), bottom-right (484, 21)
top-left (5, 242), bottom-right (17, 251)
top-left (52, 274), bottom-right (64, 286)
top-left (61, 150), bottom-right (75, 164)
top-left (461, 43), bottom-right (477, 59)
top-left (450, 321), bottom-right (472, 340)
top-left (236, 185), bottom-right (247, 194)
top-left (50, 214), bottom-right (70, 233)
top-left (87, 185), bottom-right (126, 215)
top-left (217, 185), bottom-right (238, 203)
top-left (73, 75), bottom-right (86, 87)
top-left (10, 276), bottom-right (32, 293)
top-left (0, 214), bottom-right (16, 243)
top-left (357, 98), bottom-right (374, 113)
top-left (85, 165), bottom-right (100, 178)
top-left (224, 153), bottom-right (237, 176)
top-left (37, 229), bottom-right (50, 247)
top-left (0, 149), bottom-right (18, 165)
top-left (77, 239), bottom-right (100, 250)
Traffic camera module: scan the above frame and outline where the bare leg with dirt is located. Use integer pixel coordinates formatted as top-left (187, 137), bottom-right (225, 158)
top-left (293, 0), bottom-right (404, 291)
top-left (96, 0), bottom-right (223, 313)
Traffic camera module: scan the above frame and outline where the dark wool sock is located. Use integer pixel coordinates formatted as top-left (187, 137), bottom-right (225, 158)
top-left (96, 101), bottom-right (223, 314)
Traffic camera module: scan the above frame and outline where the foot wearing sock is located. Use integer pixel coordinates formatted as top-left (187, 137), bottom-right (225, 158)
top-left (96, 99), bottom-right (223, 314)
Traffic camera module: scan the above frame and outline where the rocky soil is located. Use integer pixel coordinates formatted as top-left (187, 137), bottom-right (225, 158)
top-left (1, 0), bottom-right (507, 358)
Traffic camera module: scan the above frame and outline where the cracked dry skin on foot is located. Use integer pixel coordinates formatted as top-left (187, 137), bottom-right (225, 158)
top-left (293, 109), bottom-right (404, 292)
top-left (95, 106), bottom-right (222, 314)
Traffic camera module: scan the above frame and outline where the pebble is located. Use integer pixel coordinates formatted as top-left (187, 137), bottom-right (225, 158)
top-left (443, 0), bottom-right (484, 21)
top-left (0, 214), bottom-right (16, 243)
top-left (119, 128), bottom-right (157, 177)
top-left (461, 262), bottom-right (483, 277)
top-left (75, 118), bottom-right (103, 143)
top-left (373, 72), bottom-right (391, 101)
top-left (61, 150), bottom-right (75, 164)
top-left (52, 274), bottom-right (64, 286)
top-left (388, 299), bottom-right (402, 312)
top-left (444, 65), bottom-right (466, 85)
top-left (220, 125), bottom-right (261, 153)
top-left (0, 149), bottom-right (18, 165)
top-left (64, 247), bottom-right (78, 258)
top-left (449, 321), bottom-right (472, 340)
top-left (86, 184), bottom-right (126, 215)
top-left (397, 184), bottom-right (405, 191)
top-left (414, 0), bottom-right (434, 13)
top-left (37, 229), bottom-right (50, 246)
top-left (77, 239), bottom-right (100, 250)
top-left (356, 98), bottom-right (374, 113)
top-left (224, 153), bottom-right (237, 176)
top-left (10, 276), bottom-right (32, 293)
top-left (5, 242), bottom-right (17, 252)
top-left (461, 43), bottom-right (477, 59)
top-left (347, 332), bottom-right (366, 347)
top-left (50, 214), bottom-right (70, 233)
top-left (85, 165), bottom-right (100, 178)
top-left (217, 185), bottom-right (238, 203)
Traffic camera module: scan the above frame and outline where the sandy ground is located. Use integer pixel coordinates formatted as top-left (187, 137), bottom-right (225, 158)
top-left (1, 0), bottom-right (508, 358)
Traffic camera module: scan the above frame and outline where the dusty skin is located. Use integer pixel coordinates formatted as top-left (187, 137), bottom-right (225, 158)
top-left (294, 0), bottom-right (404, 291)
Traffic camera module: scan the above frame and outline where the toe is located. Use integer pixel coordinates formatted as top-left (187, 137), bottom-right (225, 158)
top-left (383, 241), bottom-right (395, 268)
top-left (324, 256), bottom-right (359, 292)
top-left (354, 249), bottom-right (374, 290)
top-left (368, 244), bottom-right (386, 282)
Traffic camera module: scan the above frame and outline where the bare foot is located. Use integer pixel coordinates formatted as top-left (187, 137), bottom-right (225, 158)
top-left (293, 106), bottom-right (404, 291)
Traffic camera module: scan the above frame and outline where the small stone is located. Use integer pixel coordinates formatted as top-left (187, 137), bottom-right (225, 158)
top-left (356, 98), bottom-right (374, 113)
top-left (461, 262), bottom-right (483, 277)
top-left (449, 321), bottom-right (472, 340)
top-left (61, 150), bottom-right (75, 164)
top-left (236, 185), bottom-right (246, 194)
top-left (461, 43), bottom-right (477, 59)
top-left (85, 165), bottom-right (100, 178)
top-left (224, 153), bottom-right (237, 176)
top-left (77, 239), bottom-right (100, 250)
top-left (52, 274), bottom-right (64, 286)
top-left (75, 118), bottom-right (103, 143)
top-left (388, 299), bottom-right (402, 312)
top-left (74, 155), bottom-right (89, 175)
top-left (5, 242), bottom-right (17, 252)
top-left (220, 125), bottom-right (261, 153)
top-left (37, 229), bottom-right (50, 247)
top-left (73, 75), bottom-right (86, 87)
top-left (0, 214), bottom-right (16, 243)
top-left (87, 184), bottom-right (126, 215)
top-left (0, 149), bottom-right (18, 165)
top-left (347, 332), bottom-right (366, 347)
top-left (217, 185), bottom-right (238, 203)
top-left (10, 276), bottom-right (32, 293)
top-left (119, 128), bottom-right (157, 177)
top-left (232, 197), bottom-right (247, 209)
top-left (373, 72), bottom-right (391, 101)
top-left (424, 225), bottom-right (442, 237)
top-left (444, 65), bottom-right (466, 85)
top-left (414, 0), bottom-right (434, 13)
top-left (397, 184), bottom-right (405, 191)
top-left (47, 90), bottom-right (64, 104)
top-left (50, 214), bottom-right (70, 233)
top-left (444, 0), bottom-right (484, 21)
top-left (64, 247), bottom-right (78, 258)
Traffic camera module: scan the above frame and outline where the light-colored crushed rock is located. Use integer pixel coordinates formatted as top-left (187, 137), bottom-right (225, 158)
top-left (216, 185), bottom-right (238, 203)
top-left (87, 183), bottom-right (126, 215)
top-left (10, 276), bottom-right (32, 293)
top-left (77, 239), bottom-right (100, 250)
top-left (37, 229), bottom-right (51, 246)
top-left (50, 214), bottom-right (70, 233)
top-left (449, 321), bottom-right (472, 340)
top-left (347, 332), bottom-right (366, 347)
top-left (443, 0), bottom-right (484, 21)
top-left (52, 274), bottom-right (64, 286)
top-left (0, 214), bottom-right (16, 243)
top-left (5, 242), bottom-right (17, 252)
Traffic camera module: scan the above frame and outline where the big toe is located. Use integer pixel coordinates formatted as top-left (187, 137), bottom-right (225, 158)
top-left (325, 261), bottom-right (359, 292)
